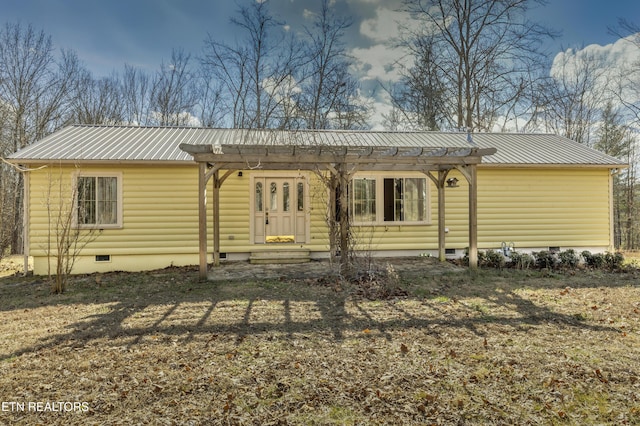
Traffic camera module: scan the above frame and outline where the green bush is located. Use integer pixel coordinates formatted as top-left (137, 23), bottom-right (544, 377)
top-left (604, 252), bottom-right (624, 271)
top-left (558, 249), bottom-right (580, 269)
top-left (482, 249), bottom-right (505, 268)
top-left (532, 250), bottom-right (556, 270)
top-left (581, 251), bottom-right (605, 269)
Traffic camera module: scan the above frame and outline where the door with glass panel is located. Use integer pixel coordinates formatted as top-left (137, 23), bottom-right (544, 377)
top-left (253, 177), bottom-right (306, 243)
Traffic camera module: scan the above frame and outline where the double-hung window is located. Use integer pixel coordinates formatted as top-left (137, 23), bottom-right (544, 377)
top-left (76, 173), bottom-right (122, 228)
top-left (351, 176), bottom-right (429, 224)
top-left (351, 178), bottom-right (376, 222)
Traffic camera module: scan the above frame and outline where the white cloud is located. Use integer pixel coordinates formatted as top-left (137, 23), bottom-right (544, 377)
top-left (351, 7), bottom-right (425, 83)
top-left (350, 43), bottom-right (407, 83)
top-left (359, 8), bottom-right (408, 43)
top-left (550, 35), bottom-right (640, 101)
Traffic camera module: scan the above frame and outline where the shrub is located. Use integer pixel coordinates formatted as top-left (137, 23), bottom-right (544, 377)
top-left (532, 250), bottom-right (556, 270)
top-left (558, 249), bottom-right (580, 269)
top-left (482, 249), bottom-right (505, 268)
top-left (509, 251), bottom-right (534, 270)
top-left (581, 251), bottom-right (605, 269)
top-left (604, 252), bottom-right (624, 271)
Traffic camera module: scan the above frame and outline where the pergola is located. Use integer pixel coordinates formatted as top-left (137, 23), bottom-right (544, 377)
top-left (180, 142), bottom-right (497, 280)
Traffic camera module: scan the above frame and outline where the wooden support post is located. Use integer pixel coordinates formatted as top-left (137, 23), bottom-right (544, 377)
top-left (198, 162), bottom-right (208, 280)
top-left (338, 165), bottom-right (351, 276)
top-left (427, 170), bottom-right (449, 262)
top-left (212, 170), bottom-right (221, 267)
top-left (468, 165), bottom-right (478, 269)
top-left (456, 165), bottom-right (478, 269)
top-left (437, 169), bottom-right (447, 262)
top-left (328, 172), bottom-right (339, 258)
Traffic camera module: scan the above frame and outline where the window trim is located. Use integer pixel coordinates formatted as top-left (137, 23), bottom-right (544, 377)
top-left (73, 171), bottom-right (123, 229)
top-left (350, 173), bottom-right (431, 226)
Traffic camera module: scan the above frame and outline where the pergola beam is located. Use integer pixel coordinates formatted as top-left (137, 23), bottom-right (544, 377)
top-left (180, 143), bottom-right (495, 166)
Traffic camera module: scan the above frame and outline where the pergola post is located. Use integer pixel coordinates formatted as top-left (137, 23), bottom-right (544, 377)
top-left (456, 164), bottom-right (478, 269)
top-left (427, 169), bottom-right (449, 262)
top-left (437, 169), bottom-right (448, 262)
top-left (212, 170), bottom-right (221, 267)
top-left (468, 165), bottom-right (478, 269)
top-left (198, 162), bottom-right (208, 280)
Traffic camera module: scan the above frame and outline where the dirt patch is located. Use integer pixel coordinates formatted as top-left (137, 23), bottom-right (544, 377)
top-left (0, 259), bottom-right (639, 425)
top-left (207, 256), bottom-right (461, 282)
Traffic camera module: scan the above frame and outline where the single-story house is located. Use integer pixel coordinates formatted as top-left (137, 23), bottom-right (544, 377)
top-left (7, 125), bottom-right (626, 277)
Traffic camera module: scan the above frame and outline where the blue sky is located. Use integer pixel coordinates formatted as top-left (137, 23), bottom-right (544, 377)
top-left (3, 0), bottom-right (638, 76)
top-left (3, 0), bottom-right (640, 128)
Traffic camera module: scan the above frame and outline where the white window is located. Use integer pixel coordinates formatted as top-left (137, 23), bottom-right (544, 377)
top-left (351, 178), bottom-right (376, 222)
top-left (75, 173), bottom-right (122, 228)
top-left (350, 175), bottom-right (429, 224)
top-left (383, 177), bottom-right (427, 222)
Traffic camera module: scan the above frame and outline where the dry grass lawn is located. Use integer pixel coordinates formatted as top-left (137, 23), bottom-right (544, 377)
top-left (0, 258), bottom-right (639, 425)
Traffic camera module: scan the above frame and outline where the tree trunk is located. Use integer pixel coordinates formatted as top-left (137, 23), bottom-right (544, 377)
top-left (10, 173), bottom-right (23, 254)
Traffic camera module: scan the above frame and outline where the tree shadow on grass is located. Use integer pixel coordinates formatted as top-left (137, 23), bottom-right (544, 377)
top-left (0, 260), bottom-right (631, 361)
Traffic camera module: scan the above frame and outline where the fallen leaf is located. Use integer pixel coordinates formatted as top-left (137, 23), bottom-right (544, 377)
top-left (400, 343), bottom-right (409, 354)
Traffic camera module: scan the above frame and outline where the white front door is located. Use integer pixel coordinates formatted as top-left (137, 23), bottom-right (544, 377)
top-left (253, 176), bottom-right (307, 244)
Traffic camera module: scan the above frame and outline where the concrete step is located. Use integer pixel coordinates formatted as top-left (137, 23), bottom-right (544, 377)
top-left (249, 249), bottom-right (311, 264)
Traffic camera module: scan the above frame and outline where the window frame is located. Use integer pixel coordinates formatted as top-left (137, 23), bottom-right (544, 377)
top-left (73, 171), bottom-right (123, 229)
top-left (350, 173), bottom-right (431, 226)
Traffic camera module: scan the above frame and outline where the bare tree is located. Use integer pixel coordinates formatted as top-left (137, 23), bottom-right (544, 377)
top-left (149, 48), bottom-right (197, 126)
top-left (531, 50), bottom-right (607, 146)
top-left (200, 0), bottom-right (303, 128)
top-left (121, 64), bottom-right (152, 125)
top-left (43, 166), bottom-right (100, 293)
top-left (609, 19), bottom-right (640, 126)
top-left (595, 102), bottom-right (638, 249)
top-left (296, 0), bottom-right (369, 130)
top-left (387, 33), bottom-right (448, 130)
top-left (68, 70), bottom-right (124, 125)
top-left (401, 0), bottom-right (554, 131)
top-left (194, 66), bottom-right (225, 127)
top-left (0, 23), bottom-right (79, 255)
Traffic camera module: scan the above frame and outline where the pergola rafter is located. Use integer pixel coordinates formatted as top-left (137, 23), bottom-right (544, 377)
top-left (180, 143), bottom-right (497, 280)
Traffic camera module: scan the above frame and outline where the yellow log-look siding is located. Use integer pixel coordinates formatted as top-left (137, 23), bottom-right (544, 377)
top-left (27, 165), bottom-right (332, 274)
top-left (26, 164), bottom-right (613, 274)
top-left (345, 168), bottom-right (612, 253)
top-left (478, 168), bottom-right (612, 248)
top-left (29, 165), bottom-right (203, 274)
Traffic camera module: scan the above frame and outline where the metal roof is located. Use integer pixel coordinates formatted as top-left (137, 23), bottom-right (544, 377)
top-left (6, 125), bottom-right (626, 167)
